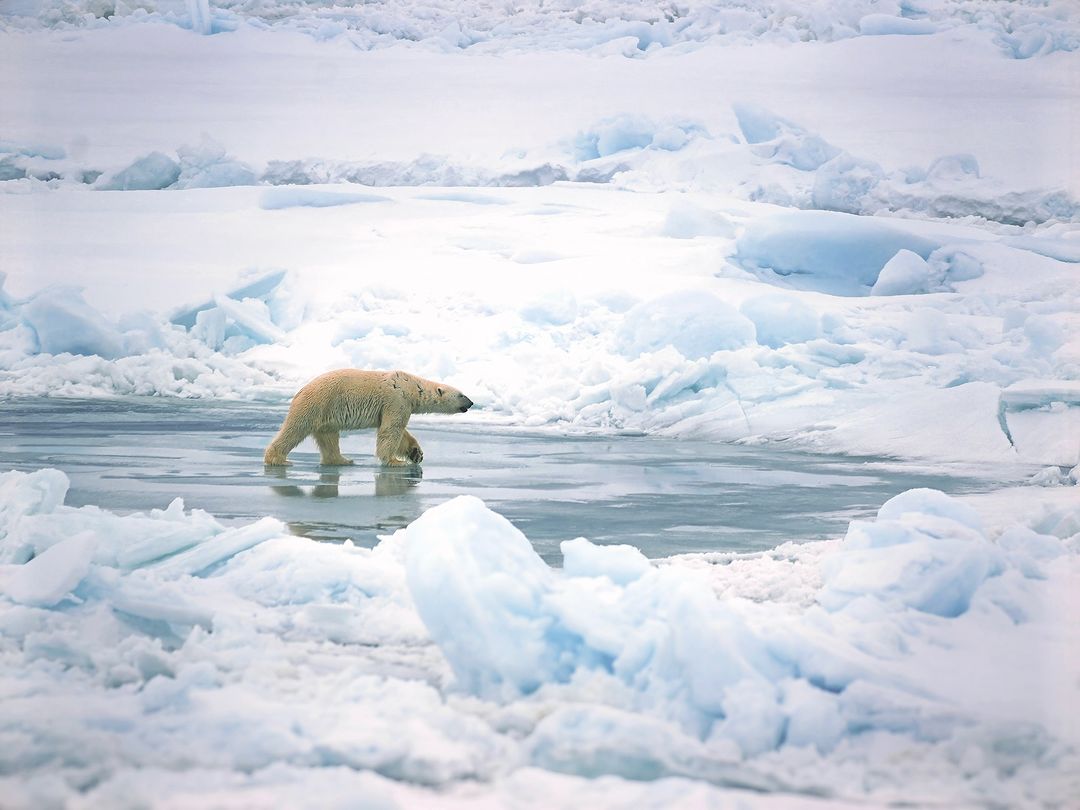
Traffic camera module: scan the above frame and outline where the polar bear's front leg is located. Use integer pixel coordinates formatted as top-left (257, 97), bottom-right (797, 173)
top-left (398, 429), bottom-right (424, 464)
top-left (375, 409), bottom-right (410, 466)
top-left (314, 430), bottom-right (353, 466)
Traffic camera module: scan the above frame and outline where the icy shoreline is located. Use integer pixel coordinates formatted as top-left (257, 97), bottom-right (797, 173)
top-left (1, 468), bottom-right (1078, 808)
top-left (2, 182), bottom-right (1077, 469)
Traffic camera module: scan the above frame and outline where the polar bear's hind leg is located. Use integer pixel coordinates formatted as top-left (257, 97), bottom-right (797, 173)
top-left (314, 430), bottom-right (353, 466)
top-left (264, 411), bottom-right (310, 466)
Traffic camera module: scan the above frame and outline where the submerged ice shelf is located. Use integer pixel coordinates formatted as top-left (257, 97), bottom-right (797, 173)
top-left (0, 398), bottom-right (1013, 564)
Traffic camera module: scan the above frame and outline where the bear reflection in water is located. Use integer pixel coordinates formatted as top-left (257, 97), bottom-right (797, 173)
top-left (264, 467), bottom-right (423, 499)
top-left (375, 468), bottom-right (424, 496)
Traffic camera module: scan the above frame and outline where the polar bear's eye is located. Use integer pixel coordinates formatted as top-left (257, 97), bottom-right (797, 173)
top-left (437, 388), bottom-right (444, 396)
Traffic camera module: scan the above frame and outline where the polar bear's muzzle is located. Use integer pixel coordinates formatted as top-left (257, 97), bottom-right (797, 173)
top-left (458, 395), bottom-right (474, 413)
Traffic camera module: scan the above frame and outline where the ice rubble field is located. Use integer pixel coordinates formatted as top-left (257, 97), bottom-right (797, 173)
top-left (3, 0), bottom-right (1080, 807)
top-left (2, 469), bottom-right (1080, 808)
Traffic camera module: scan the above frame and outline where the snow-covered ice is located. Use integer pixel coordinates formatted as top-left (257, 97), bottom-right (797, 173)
top-left (0, 469), bottom-right (1078, 808)
top-left (2, 0), bottom-right (1079, 805)
top-left (3, 182), bottom-right (1076, 465)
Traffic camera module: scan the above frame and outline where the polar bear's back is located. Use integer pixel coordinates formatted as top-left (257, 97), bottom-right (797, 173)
top-left (292, 369), bottom-right (403, 431)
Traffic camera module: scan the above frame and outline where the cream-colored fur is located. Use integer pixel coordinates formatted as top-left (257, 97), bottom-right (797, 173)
top-left (264, 369), bottom-right (473, 467)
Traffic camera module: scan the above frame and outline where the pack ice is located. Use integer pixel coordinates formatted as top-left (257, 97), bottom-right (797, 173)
top-left (1, 468), bottom-right (1078, 807)
top-left (2, 0), bottom-right (1080, 806)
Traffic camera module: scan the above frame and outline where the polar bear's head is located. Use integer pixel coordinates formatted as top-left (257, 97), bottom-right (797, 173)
top-left (426, 382), bottom-right (473, 414)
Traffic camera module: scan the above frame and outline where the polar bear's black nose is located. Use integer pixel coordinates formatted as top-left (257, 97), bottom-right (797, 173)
top-left (459, 396), bottom-right (473, 412)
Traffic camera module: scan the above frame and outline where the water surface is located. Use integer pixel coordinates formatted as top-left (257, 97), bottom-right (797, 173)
top-left (0, 398), bottom-right (1009, 563)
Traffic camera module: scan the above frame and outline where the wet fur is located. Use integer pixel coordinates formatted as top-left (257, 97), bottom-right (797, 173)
top-left (264, 369), bottom-right (472, 467)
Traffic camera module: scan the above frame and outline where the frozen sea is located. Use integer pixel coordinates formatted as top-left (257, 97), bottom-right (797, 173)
top-left (2, 0), bottom-right (1079, 807)
top-left (0, 397), bottom-right (1006, 563)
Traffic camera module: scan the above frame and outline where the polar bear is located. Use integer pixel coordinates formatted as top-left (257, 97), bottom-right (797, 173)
top-left (264, 369), bottom-right (473, 467)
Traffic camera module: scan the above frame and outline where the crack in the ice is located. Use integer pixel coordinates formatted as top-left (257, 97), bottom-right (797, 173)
top-left (996, 394), bottom-right (1017, 450)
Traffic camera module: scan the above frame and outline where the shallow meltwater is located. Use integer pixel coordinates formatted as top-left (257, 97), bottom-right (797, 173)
top-left (0, 398), bottom-right (1011, 564)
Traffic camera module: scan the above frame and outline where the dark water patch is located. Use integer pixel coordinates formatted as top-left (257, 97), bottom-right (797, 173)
top-left (0, 397), bottom-right (1013, 564)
